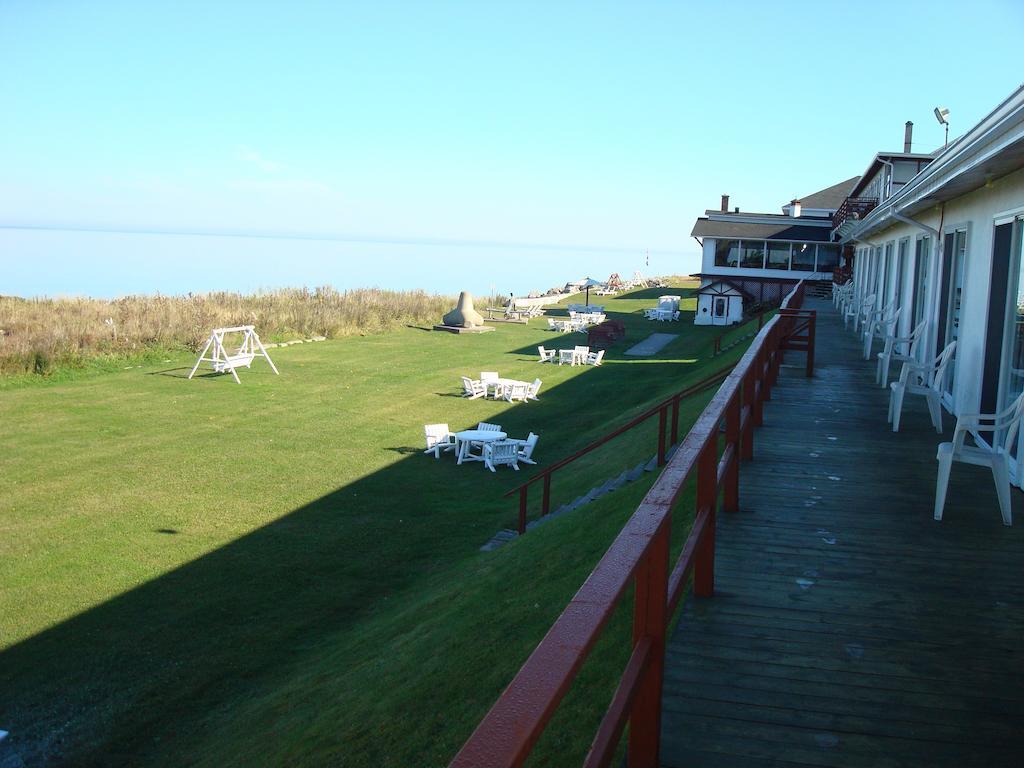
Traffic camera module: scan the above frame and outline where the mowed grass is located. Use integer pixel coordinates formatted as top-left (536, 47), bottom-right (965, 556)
top-left (0, 282), bottom-right (749, 766)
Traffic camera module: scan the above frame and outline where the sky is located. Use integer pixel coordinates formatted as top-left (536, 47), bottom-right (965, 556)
top-left (1, 0), bottom-right (1022, 299)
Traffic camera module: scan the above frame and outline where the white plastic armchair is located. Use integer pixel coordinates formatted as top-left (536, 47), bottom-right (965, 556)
top-left (511, 432), bottom-right (539, 464)
top-left (537, 346), bottom-right (556, 363)
top-left (846, 292), bottom-right (873, 332)
top-left (527, 378), bottom-right (542, 401)
top-left (863, 304), bottom-right (901, 360)
top-left (461, 376), bottom-right (487, 399)
top-left (934, 392), bottom-right (1024, 526)
top-left (423, 423), bottom-right (457, 459)
top-left (483, 440), bottom-right (520, 472)
top-left (888, 340), bottom-right (957, 433)
top-left (876, 319), bottom-right (926, 388)
top-left (503, 381), bottom-right (530, 402)
top-left (481, 371), bottom-right (501, 398)
top-left (587, 349), bottom-right (605, 366)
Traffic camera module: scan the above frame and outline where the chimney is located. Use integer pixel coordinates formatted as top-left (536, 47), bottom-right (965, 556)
top-left (904, 121), bottom-right (913, 153)
top-left (720, 194), bottom-right (729, 212)
top-left (790, 199), bottom-right (802, 218)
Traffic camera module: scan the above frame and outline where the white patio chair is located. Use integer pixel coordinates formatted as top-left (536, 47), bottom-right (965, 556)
top-left (483, 440), bottom-right (520, 472)
top-left (481, 371), bottom-right (501, 398)
top-left (863, 304), bottom-right (901, 361)
top-left (587, 349), bottom-right (605, 366)
top-left (934, 392), bottom-right (1024, 526)
top-left (511, 432), bottom-right (539, 464)
top-left (477, 422), bottom-right (502, 431)
top-left (503, 381), bottom-right (530, 402)
top-left (527, 378), bottom-right (542, 401)
top-left (574, 345), bottom-right (590, 365)
top-left (672, 310), bottom-right (680, 322)
top-left (461, 376), bottom-right (487, 399)
top-left (888, 340), bottom-right (957, 433)
top-left (423, 423), bottom-right (456, 459)
top-left (876, 319), bottom-right (926, 388)
top-left (537, 346), bottom-right (556, 363)
top-left (845, 292), bottom-right (872, 332)
top-left (547, 318), bottom-right (558, 330)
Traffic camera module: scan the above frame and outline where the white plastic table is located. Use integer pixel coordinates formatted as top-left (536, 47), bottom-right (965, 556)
top-left (559, 349), bottom-right (588, 366)
top-left (489, 378), bottom-right (527, 398)
top-left (455, 429), bottom-right (507, 464)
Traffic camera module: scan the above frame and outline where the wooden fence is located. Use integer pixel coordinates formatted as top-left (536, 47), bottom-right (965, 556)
top-left (450, 281), bottom-right (813, 767)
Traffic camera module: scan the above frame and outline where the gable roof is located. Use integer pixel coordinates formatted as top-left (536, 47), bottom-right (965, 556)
top-left (787, 176), bottom-right (861, 210)
top-left (698, 278), bottom-right (754, 299)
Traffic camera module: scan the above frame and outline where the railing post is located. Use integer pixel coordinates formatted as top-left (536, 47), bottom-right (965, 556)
top-left (694, 441), bottom-right (717, 598)
top-left (670, 395), bottom-right (680, 446)
top-left (542, 473), bottom-right (551, 517)
top-left (724, 394), bottom-right (740, 513)
top-left (741, 368), bottom-right (755, 461)
top-left (657, 405), bottom-right (667, 467)
top-left (806, 310), bottom-right (816, 378)
top-left (518, 486), bottom-right (528, 535)
top-left (627, 520), bottom-right (669, 767)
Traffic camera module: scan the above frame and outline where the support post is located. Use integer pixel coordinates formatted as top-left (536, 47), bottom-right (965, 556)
top-left (694, 442), bottom-right (717, 597)
top-left (724, 394), bottom-right (740, 513)
top-left (627, 521), bottom-right (669, 767)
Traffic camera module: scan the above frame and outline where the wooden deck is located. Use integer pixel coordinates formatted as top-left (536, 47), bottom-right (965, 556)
top-left (661, 299), bottom-right (1024, 767)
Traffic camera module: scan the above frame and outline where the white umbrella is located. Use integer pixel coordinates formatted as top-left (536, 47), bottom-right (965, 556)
top-left (581, 277), bottom-right (603, 306)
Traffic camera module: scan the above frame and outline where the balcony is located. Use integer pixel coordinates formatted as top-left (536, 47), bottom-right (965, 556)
top-left (832, 196), bottom-right (879, 233)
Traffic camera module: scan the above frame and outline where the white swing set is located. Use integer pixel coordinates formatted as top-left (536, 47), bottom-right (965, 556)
top-left (188, 325), bottom-right (279, 384)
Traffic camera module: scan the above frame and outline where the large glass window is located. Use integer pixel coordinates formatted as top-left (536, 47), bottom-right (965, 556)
top-left (791, 242), bottom-right (816, 271)
top-left (739, 240), bottom-right (765, 268)
top-left (817, 244), bottom-right (841, 271)
top-left (714, 239), bottom-right (739, 267)
top-left (766, 241), bottom-right (790, 269)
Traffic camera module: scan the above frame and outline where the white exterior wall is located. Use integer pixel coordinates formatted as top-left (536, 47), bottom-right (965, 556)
top-left (853, 166), bottom-right (1024, 417)
top-left (695, 289), bottom-right (744, 326)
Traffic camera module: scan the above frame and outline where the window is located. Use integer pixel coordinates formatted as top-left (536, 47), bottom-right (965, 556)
top-left (714, 239), bottom-right (739, 267)
top-left (881, 242), bottom-right (894, 305)
top-left (895, 238), bottom-right (910, 318)
top-left (791, 242), bottom-right (816, 271)
top-left (817, 244), bottom-right (840, 271)
top-left (766, 241), bottom-right (790, 270)
top-left (912, 236), bottom-right (931, 328)
top-left (739, 240), bottom-right (765, 268)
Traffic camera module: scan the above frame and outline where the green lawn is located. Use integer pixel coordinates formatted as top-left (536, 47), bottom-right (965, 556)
top-left (0, 282), bottom-right (750, 766)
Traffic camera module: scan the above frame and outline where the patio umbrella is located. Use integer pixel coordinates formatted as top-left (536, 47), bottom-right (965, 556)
top-left (581, 277), bottom-right (603, 306)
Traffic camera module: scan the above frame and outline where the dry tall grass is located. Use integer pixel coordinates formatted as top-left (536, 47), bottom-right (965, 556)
top-left (0, 287), bottom-right (454, 376)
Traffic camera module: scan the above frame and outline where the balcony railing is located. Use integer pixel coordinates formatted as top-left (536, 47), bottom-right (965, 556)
top-left (832, 196), bottom-right (878, 229)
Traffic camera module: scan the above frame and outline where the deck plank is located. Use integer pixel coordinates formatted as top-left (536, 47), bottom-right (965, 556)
top-left (660, 299), bottom-right (1024, 767)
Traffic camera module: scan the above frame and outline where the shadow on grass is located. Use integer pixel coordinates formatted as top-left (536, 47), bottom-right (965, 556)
top-left (0, 343), bottom-right (721, 766)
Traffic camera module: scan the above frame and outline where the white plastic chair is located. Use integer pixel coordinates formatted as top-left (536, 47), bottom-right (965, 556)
top-left (481, 371), bottom-right (500, 398)
top-left (483, 440), bottom-right (520, 472)
top-left (672, 310), bottom-right (680, 322)
top-left (845, 292), bottom-right (873, 332)
top-left (503, 381), bottom-right (530, 402)
top-left (888, 340), bottom-right (957, 433)
top-left (461, 376), bottom-right (487, 399)
top-left (587, 349), bottom-right (605, 366)
top-left (934, 392), bottom-right (1024, 526)
top-left (527, 378), bottom-right (542, 401)
top-left (574, 345), bottom-right (589, 365)
top-left (876, 320), bottom-right (926, 388)
top-left (423, 424), bottom-right (456, 459)
top-left (512, 432), bottom-right (539, 464)
top-left (860, 303), bottom-right (901, 360)
top-left (537, 346), bottom-right (556, 363)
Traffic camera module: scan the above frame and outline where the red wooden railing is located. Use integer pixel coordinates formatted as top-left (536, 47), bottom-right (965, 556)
top-left (712, 310), bottom-right (767, 356)
top-left (450, 281), bottom-right (813, 768)
top-left (507, 364), bottom-right (736, 535)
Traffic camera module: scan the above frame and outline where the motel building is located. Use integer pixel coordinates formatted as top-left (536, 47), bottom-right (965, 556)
top-left (453, 84), bottom-right (1024, 766)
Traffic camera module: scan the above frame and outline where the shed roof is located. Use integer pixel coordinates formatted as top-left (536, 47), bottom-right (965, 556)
top-left (691, 218), bottom-right (834, 242)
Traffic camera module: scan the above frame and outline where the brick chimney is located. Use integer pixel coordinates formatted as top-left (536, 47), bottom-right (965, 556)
top-left (904, 121), bottom-right (913, 153)
top-left (721, 194), bottom-right (729, 212)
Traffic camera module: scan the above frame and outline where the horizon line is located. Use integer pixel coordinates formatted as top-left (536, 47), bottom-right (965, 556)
top-left (0, 222), bottom-right (689, 257)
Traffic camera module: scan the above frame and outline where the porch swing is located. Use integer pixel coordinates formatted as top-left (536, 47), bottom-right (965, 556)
top-left (188, 325), bottom-right (279, 384)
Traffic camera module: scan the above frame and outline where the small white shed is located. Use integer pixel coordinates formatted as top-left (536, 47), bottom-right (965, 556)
top-left (695, 281), bottom-right (745, 326)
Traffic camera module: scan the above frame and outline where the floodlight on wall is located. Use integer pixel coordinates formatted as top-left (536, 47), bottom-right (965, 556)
top-left (934, 106), bottom-right (950, 146)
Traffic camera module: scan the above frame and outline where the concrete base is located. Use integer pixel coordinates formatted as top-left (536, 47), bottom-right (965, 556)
top-left (432, 324), bottom-right (496, 334)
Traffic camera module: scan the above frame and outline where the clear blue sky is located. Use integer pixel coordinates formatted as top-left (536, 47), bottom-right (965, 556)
top-left (2, 1), bottom-right (1022, 298)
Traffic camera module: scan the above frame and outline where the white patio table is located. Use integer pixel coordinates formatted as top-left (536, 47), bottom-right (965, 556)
top-left (455, 429), bottom-right (507, 464)
top-left (559, 349), bottom-right (589, 366)
top-left (489, 378), bottom-right (528, 398)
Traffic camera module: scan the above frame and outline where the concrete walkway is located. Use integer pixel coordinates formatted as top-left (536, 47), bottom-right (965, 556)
top-left (625, 333), bottom-right (678, 356)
